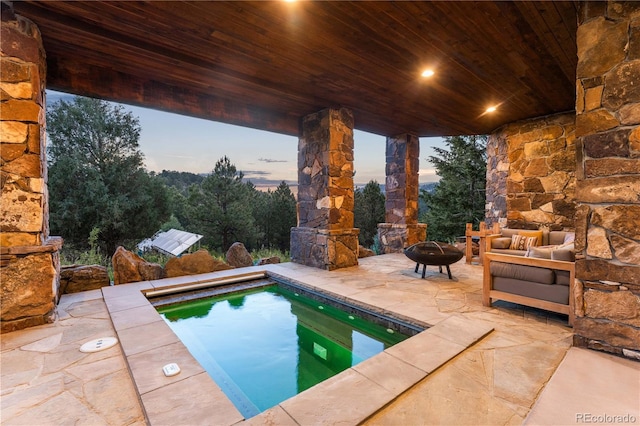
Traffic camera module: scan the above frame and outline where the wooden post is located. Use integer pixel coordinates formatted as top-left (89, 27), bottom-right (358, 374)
top-left (465, 222), bottom-right (500, 264)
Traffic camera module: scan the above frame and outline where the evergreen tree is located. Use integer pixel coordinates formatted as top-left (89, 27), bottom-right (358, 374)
top-left (47, 96), bottom-right (170, 255)
top-left (354, 180), bottom-right (385, 247)
top-left (251, 181), bottom-right (296, 252)
top-left (270, 181), bottom-right (297, 251)
top-left (187, 156), bottom-right (256, 251)
top-left (420, 135), bottom-right (487, 242)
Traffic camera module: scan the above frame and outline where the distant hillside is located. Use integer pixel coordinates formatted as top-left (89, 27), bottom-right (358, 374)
top-left (156, 170), bottom-right (204, 193)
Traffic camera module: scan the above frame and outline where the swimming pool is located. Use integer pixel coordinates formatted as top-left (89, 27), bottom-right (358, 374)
top-left (153, 278), bottom-right (421, 418)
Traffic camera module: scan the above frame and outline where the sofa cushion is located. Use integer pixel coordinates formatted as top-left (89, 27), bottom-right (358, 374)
top-left (549, 231), bottom-right (568, 246)
top-left (491, 248), bottom-right (528, 256)
top-left (509, 234), bottom-right (538, 251)
top-left (490, 261), bottom-right (555, 285)
top-left (492, 237), bottom-right (513, 249)
top-left (555, 270), bottom-right (571, 286)
top-left (493, 277), bottom-right (569, 305)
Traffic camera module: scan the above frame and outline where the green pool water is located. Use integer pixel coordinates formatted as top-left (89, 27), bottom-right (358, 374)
top-left (157, 284), bottom-right (411, 418)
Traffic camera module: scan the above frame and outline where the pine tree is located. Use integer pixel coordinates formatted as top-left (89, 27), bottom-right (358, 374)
top-left (187, 156), bottom-right (256, 251)
top-left (420, 135), bottom-right (487, 242)
top-left (354, 180), bottom-right (386, 247)
top-left (47, 96), bottom-right (170, 255)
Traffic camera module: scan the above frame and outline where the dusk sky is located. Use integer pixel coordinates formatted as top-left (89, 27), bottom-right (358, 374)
top-left (48, 91), bottom-right (445, 186)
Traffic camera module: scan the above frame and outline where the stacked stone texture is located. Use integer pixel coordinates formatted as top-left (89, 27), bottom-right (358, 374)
top-left (486, 112), bottom-right (576, 231)
top-left (385, 134), bottom-right (419, 224)
top-left (290, 108), bottom-right (359, 270)
top-left (573, 1), bottom-right (640, 357)
top-left (485, 132), bottom-right (509, 227)
top-left (0, 8), bottom-right (62, 333)
top-left (377, 134), bottom-right (426, 254)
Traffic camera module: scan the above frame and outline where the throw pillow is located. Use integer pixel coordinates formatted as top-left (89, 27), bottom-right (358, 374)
top-left (492, 237), bottom-right (513, 249)
top-left (510, 234), bottom-right (538, 250)
top-left (552, 243), bottom-right (575, 261)
top-left (526, 246), bottom-right (554, 259)
top-left (518, 230), bottom-right (543, 247)
top-left (563, 232), bottom-right (575, 244)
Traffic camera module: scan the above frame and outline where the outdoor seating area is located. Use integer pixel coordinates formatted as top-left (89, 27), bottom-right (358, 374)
top-left (483, 228), bottom-right (576, 325)
top-left (3, 255), bottom-right (638, 425)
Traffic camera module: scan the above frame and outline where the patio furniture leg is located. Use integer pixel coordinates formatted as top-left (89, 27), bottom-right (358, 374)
top-left (438, 265), bottom-right (443, 274)
top-left (422, 264), bottom-right (426, 279)
top-left (446, 265), bottom-right (452, 279)
top-left (415, 263), bottom-right (419, 273)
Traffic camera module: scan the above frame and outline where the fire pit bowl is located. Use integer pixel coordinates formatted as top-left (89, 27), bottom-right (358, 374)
top-left (404, 241), bottom-right (464, 279)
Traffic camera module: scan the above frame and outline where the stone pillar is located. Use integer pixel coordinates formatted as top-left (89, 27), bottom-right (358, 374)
top-left (573, 1), bottom-right (640, 358)
top-left (290, 108), bottom-right (359, 270)
top-left (1, 5), bottom-right (62, 333)
top-left (377, 133), bottom-right (426, 253)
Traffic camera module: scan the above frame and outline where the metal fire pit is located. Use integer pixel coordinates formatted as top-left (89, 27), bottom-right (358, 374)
top-left (404, 241), bottom-right (464, 280)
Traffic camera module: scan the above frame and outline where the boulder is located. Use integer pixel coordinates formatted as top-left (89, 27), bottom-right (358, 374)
top-left (164, 249), bottom-right (233, 278)
top-left (225, 242), bottom-right (253, 267)
top-left (256, 256), bottom-right (281, 265)
top-left (454, 241), bottom-right (479, 256)
top-left (358, 246), bottom-right (375, 258)
top-left (60, 264), bottom-right (110, 294)
top-left (112, 246), bottom-right (164, 285)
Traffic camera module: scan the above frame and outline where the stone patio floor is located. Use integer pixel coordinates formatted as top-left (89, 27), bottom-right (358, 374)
top-left (2, 253), bottom-right (638, 425)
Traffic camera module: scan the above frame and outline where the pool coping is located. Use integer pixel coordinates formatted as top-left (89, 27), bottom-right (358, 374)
top-left (102, 265), bottom-right (494, 425)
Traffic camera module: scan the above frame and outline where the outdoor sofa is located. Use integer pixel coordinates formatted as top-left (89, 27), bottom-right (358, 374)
top-left (482, 228), bottom-right (575, 325)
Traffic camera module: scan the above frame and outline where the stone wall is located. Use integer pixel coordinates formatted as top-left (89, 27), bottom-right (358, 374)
top-left (290, 108), bottom-right (359, 270)
top-left (0, 6), bottom-right (62, 333)
top-left (573, 1), bottom-right (640, 357)
top-left (485, 112), bottom-right (577, 231)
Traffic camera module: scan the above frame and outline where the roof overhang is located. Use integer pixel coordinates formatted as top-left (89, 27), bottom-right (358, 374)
top-left (12, 1), bottom-right (578, 137)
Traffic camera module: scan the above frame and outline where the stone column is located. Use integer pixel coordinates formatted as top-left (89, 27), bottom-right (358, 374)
top-left (290, 108), bottom-right (359, 270)
top-left (1, 5), bottom-right (62, 333)
top-left (377, 133), bottom-right (426, 253)
top-left (573, 1), bottom-right (640, 357)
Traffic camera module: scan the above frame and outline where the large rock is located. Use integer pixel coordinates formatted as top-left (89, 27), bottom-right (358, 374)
top-left (586, 227), bottom-right (612, 259)
top-left (1, 252), bottom-right (55, 322)
top-left (112, 246), bottom-right (163, 285)
top-left (575, 316), bottom-right (640, 351)
top-left (164, 249), bottom-right (232, 278)
top-left (256, 256), bottom-right (281, 265)
top-left (454, 241), bottom-right (479, 256)
top-left (225, 242), bottom-right (253, 268)
top-left (358, 245), bottom-right (375, 258)
top-left (591, 205), bottom-right (640, 240)
top-left (576, 259), bottom-right (640, 285)
top-left (610, 234), bottom-right (640, 265)
top-left (60, 264), bottom-right (110, 294)
top-left (577, 17), bottom-right (628, 79)
top-left (584, 289), bottom-right (640, 328)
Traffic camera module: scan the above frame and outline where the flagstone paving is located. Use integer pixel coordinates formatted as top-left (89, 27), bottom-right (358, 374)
top-left (1, 254), bottom-right (637, 425)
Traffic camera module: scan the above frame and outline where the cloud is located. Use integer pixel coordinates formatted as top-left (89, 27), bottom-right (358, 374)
top-left (258, 158), bottom-right (288, 163)
top-left (241, 170), bottom-right (271, 177)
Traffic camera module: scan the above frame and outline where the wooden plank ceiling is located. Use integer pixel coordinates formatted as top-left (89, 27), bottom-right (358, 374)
top-left (13, 1), bottom-right (578, 137)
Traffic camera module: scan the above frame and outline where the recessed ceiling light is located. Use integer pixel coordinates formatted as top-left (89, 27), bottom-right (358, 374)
top-left (421, 69), bottom-right (435, 78)
top-left (485, 105), bottom-right (497, 113)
